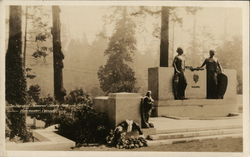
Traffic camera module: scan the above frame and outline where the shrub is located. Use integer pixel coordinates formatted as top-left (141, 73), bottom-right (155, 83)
top-left (64, 88), bottom-right (93, 106)
top-left (37, 95), bottom-right (55, 105)
top-left (30, 95), bottom-right (56, 127)
top-left (57, 105), bottom-right (110, 145)
top-left (28, 88), bottom-right (94, 128)
top-left (27, 84), bottom-right (41, 103)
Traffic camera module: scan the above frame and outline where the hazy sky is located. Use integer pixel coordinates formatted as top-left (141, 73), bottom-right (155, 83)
top-left (60, 6), bottom-right (242, 55)
top-left (5, 6), bottom-right (242, 55)
top-left (61, 6), bottom-right (105, 43)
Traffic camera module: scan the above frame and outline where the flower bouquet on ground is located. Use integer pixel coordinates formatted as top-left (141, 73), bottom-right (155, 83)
top-left (106, 120), bottom-right (147, 149)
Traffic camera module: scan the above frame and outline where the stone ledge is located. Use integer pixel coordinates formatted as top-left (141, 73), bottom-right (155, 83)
top-left (142, 128), bottom-right (157, 137)
top-left (6, 125), bottom-right (75, 151)
top-left (147, 133), bottom-right (242, 147)
top-left (162, 113), bottom-right (241, 120)
top-left (94, 96), bottom-right (108, 100)
top-left (108, 92), bottom-right (142, 99)
top-left (149, 128), bottom-right (242, 140)
top-left (155, 125), bottom-right (242, 134)
top-left (155, 99), bottom-right (237, 107)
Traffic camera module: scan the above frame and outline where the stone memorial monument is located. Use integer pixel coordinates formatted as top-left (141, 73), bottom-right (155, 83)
top-left (93, 46), bottom-right (238, 130)
top-left (148, 67), bottom-right (238, 118)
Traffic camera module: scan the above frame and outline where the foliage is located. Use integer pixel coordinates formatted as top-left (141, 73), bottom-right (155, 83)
top-left (106, 121), bottom-right (147, 149)
top-left (98, 62), bottom-right (137, 93)
top-left (106, 130), bottom-right (147, 149)
top-left (32, 50), bottom-right (48, 59)
top-left (6, 51), bottom-right (27, 105)
top-left (29, 95), bottom-right (56, 128)
top-left (6, 111), bottom-right (33, 142)
top-left (216, 36), bottom-right (242, 94)
top-left (64, 88), bottom-right (93, 106)
top-left (5, 6), bottom-right (32, 142)
top-left (6, 7), bottom-right (27, 105)
top-left (27, 88), bottom-right (94, 128)
top-left (27, 84), bottom-right (41, 103)
top-left (186, 26), bottom-right (215, 67)
top-left (37, 95), bottom-right (55, 105)
top-left (185, 7), bottom-right (202, 15)
top-left (57, 105), bottom-right (110, 145)
top-left (26, 84), bottom-right (56, 127)
top-left (98, 7), bottom-right (137, 94)
top-left (25, 6), bottom-right (52, 62)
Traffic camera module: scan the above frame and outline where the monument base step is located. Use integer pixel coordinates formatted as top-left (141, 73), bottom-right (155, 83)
top-left (161, 113), bottom-right (241, 120)
top-left (148, 128), bottom-right (242, 140)
top-left (155, 124), bottom-right (242, 134)
top-left (142, 128), bottom-right (157, 137)
top-left (153, 99), bottom-right (238, 117)
top-left (146, 118), bottom-right (242, 147)
top-left (147, 133), bottom-right (242, 146)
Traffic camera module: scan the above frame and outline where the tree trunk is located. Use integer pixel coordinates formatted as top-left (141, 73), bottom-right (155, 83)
top-left (52, 6), bottom-right (66, 103)
top-left (6, 6), bottom-right (27, 105)
top-left (23, 6), bottom-right (28, 68)
top-left (192, 14), bottom-right (196, 55)
top-left (160, 7), bottom-right (170, 67)
top-left (171, 21), bottom-right (175, 64)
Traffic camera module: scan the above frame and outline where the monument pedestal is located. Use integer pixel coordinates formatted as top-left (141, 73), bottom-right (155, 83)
top-left (148, 67), bottom-right (238, 118)
top-left (155, 99), bottom-right (238, 118)
top-left (94, 93), bottom-right (142, 128)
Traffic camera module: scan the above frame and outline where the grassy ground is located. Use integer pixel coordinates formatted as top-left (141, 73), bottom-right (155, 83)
top-left (72, 137), bottom-right (243, 152)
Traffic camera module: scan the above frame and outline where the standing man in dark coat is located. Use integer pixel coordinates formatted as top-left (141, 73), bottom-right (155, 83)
top-left (199, 50), bottom-right (222, 99)
top-left (173, 47), bottom-right (187, 100)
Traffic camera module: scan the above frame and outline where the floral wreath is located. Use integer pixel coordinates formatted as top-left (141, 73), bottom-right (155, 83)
top-left (106, 120), bottom-right (147, 149)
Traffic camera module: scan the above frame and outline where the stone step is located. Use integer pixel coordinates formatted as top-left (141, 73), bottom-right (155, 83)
top-left (148, 128), bottom-right (242, 140)
top-left (142, 128), bottom-right (157, 137)
top-left (147, 133), bottom-right (242, 147)
top-left (155, 124), bottom-right (242, 134)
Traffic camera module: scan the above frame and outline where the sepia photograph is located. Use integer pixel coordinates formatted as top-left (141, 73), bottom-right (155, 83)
top-left (1, 1), bottom-right (249, 157)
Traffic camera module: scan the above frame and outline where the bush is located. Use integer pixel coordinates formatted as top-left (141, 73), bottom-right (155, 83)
top-left (30, 95), bottom-right (56, 127)
top-left (28, 88), bottom-right (94, 128)
top-left (57, 105), bottom-right (110, 145)
top-left (37, 95), bottom-right (55, 105)
top-left (27, 84), bottom-right (41, 103)
top-left (64, 88), bottom-right (93, 106)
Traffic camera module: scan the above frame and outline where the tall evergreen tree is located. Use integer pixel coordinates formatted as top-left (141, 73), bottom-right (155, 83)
top-left (52, 6), bottom-right (66, 102)
top-left (160, 7), bottom-right (170, 67)
top-left (98, 7), bottom-right (137, 94)
top-left (6, 6), bottom-right (32, 142)
top-left (130, 6), bottom-right (175, 67)
top-left (6, 6), bottom-right (27, 105)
